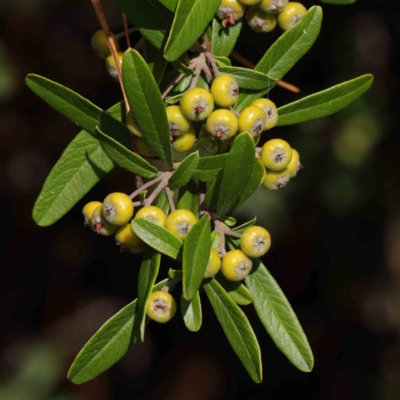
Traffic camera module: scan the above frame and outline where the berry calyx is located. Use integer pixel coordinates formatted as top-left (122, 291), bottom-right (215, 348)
top-left (277, 2), bottom-right (307, 31)
top-left (82, 201), bottom-right (102, 231)
top-left (166, 105), bottom-right (192, 137)
top-left (165, 209), bottom-right (197, 241)
top-left (251, 98), bottom-right (279, 130)
top-left (136, 137), bottom-right (158, 158)
top-left (172, 126), bottom-right (197, 153)
top-left (238, 105), bottom-right (266, 137)
top-left (204, 248), bottom-right (222, 278)
top-left (105, 51), bottom-right (124, 80)
top-left (206, 109), bottom-right (239, 140)
top-left (262, 168), bottom-right (291, 190)
top-left (211, 74), bottom-right (239, 108)
top-left (260, 138), bottom-right (292, 171)
top-left (135, 205), bottom-right (166, 227)
top-left (146, 291), bottom-right (177, 323)
top-left (221, 249), bottom-right (253, 281)
top-left (240, 226), bottom-right (271, 257)
top-left (115, 223), bottom-right (146, 253)
top-left (102, 192), bottom-right (134, 226)
top-left (259, 0), bottom-right (288, 14)
top-left (180, 88), bottom-right (214, 121)
top-left (246, 6), bottom-right (278, 33)
top-left (91, 30), bottom-right (119, 60)
top-left (126, 110), bottom-right (143, 137)
top-left (217, 0), bottom-right (246, 27)
top-left (91, 205), bottom-right (118, 236)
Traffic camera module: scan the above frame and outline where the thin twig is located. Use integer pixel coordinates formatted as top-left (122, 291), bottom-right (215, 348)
top-left (161, 278), bottom-right (178, 293)
top-left (165, 187), bottom-right (176, 212)
top-left (161, 73), bottom-right (185, 100)
top-left (135, 37), bottom-right (146, 52)
top-left (122, 14), bottom-right (131, 48)
top-left (115, 27), bottom-right (138, 40)
top-left (129, 174), bottom-right (164, 199)
top-left (205, 52), bottom-right (220, 78)
top-left (144, 172), bottom-right (172, 206)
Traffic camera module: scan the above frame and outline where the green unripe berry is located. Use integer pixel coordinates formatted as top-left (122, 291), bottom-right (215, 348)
top-left (136, 137), bottom-right (158, 158)
top-left (211, 74), bottom-right (239, 108)
top-left (286, 148), bottom-right (301, 177)
top-left (260, 138), bottom-right (292, 171)
top-left (240, 226), bottom-right (271, 258)
top-left (91, 30), bottom-right (119, 59)
top-left (259, 0), bottom-right (288, 14)
top-left (105, 51), bottom-right (124, 80)
top-left (126, 110), bottom-right (143, 137)
top-left (146, 291), bottom-right (177, 323)
top-left (251, 98), bottom-right (279, 130)
top-left (82, 201), bottom-right (102, 231)
top-left (246, 6), bottom-right (277, 33)
top-left (277, 2), bottom-right (307, 31)
top-left (166, 105), bottom-right (191, 137)
top-left (115, 223), bottom-right (146, 253)
top-left (204, 248), bottom-right (222, 278)
top-left (221, 249), bottom-right (253, 281)
top-left (217, 0), bottom-right (246, 27)
top-left (165, 209), bottom-right (197, 241)
top-left (238, 106), bottom-right (266, 137)
top-left (180, 88), bottom-right (214, 121)
top-left (206, 109), bottom-right (238, 140)
top-left (263, 168), bottom-right (291, 190)
top-left (172, 126), bottom-right (196, 153)
top-left (102, 192), bottom-right (134, 226)
top-left (91, 205), bottom-right (118, 236)
top-left (135, 205), bottom-right (166, 227)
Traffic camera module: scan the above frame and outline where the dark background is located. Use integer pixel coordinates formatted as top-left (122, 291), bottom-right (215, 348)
top-left (1, 0), bottom-right (400, 399)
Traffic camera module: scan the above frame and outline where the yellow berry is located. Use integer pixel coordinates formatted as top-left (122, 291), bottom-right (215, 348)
top-left (259, 167), bottom-right (267, 186)
top-left (263, 168), bottom-right (291, 190)
top-left (91, 205), bottom-right (118, 236)
top-left (82, 201), bottom-right (102, 231)
top-left (180, 88), bottom-right (214, 121)
top-left (126, 110), bottom-right (143, 137)
top-left (240, 226), bottom-right (271, 258)
top-left (238, 106), bottom-right (266, 137)
top-left (217, 0), bottom-right (247, 26)
top-left (221, 249), bottom-right (253, 281)
top-left (135, 205), bottom-right (166, 227)
top-left (91, 30), bottom-right (119, 60)
top-left (246, 6), bottom-right (277, 33)
top-left (105, 51), bottom-right (124, 80)
top-left (165, 209), bottom-right (197, 241)
top-left (136, 137), bottom-right (158, 158)
top-left (166, 105), bottom-right (192, 137)
top-left (238, 0), bottom-right (261, 5)
top-left (204, 248), bottom-right (222, 278)
top-left (251, 98), bottom-right (279, 130)
top-left (260, 138), bottom-right (292, 171)
top-left (286, 148), bottom-right (301, 177)
top-left (211, 74), bottom-right (239, 108)
top-left (259, 0), bottom-right (288, 13)
top-left (206, 109), bottom-right (238, 140)
top-left (102, 192), bottom-right (134, 226)
top-left (172, 126), bottom-right (196, 153)
top-left (277, 2), bottom-right (307, 31)
top-left (146, 291), bottom-right (176, 323)
top-left (115, 223), bottom-right (146, 253)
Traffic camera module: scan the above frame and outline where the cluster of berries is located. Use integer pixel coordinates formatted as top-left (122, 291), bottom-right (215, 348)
top-left (217, 0), bottom-right (307, 32)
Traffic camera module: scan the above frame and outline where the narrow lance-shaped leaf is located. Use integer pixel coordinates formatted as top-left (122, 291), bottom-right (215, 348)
top-left (204, 279), bottom-right (262, 383)
top-left (95, 127), bottom-right (158, 179)
top-left (146, 42), bottom-right (169, 85)
top-left (164, 0), bottom-right (221, 61)
top-left (187, 137), bottom-right (218, 157)
top-left (320, 0), bottom-right (356, 4)
top-left (133, 248), bottom-right (161, 342)
top-left (203, 172), bottom-right (223, 211)
top-left (177, 180), bottom-right (200, 216)
top-left (192, 153), bottom-right (228, 182)
top-left (211, 18), bottom-right (243, 57)
top-left (219, 66), bottom-right (273, 90)
top-left (277, 74), bottom-right (374, 126)
top-left (245, 259), bottom-right (314, 372)
top-left (67, 279), bottom-right (169, 384)
top-left (183, 215), bottom-right (211, 300)
top-left (169, 152), bottom-right (200, 189)
top-left (181, 291), bottom-right (202, 332)
top-left (132, 219), bottom-right (183, 260)
top-left (215, 274), bottom-right (253, 306)
top-left (159, 0), bottom-right (179, 11)
top-left (32, 102), bottom-right (123, 227)
top-left (123, 49), bottom-right (173, 167)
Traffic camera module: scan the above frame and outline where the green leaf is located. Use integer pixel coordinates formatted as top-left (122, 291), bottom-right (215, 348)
top-left (25, 75), bottom-right (131, 146)
top-left (169, 152), bottom-right (200, 189)
top-left (118, 0), bottom-right (173, 49)
top-left (215, 274), bottom-right (253, 305)
top-left (214, 56), bottom-right (232, 67)
top-left (192, 153), bottom-right (228, 182)
top-left (147, 42), bottom-right (169, 85)
top-left (123, 49), bottom-right (173, 167)
top-left (187, 137), bottom-right (218, 157)
top-left (95, 127), bottom-right (158, 179)
top-left (32, 102), bottom-right (123, 227)
top-left (67, 279), bottom-right (169, 384)
top-left (320, 0), bottom-right (356, 3)
top-left (222, 216), bottom-right (237, 227)
top-left (277, 74), bottom-right (374, 126)
top-left (159, 0), bottom-right (179, 11)
top-left (233, 88), bottom-right (272, 113)
top-left (183, 215), bottom-right (211, 300)
top-left (154, 190), bottom-right (171, 215)
top-left (219, 66), bottom-right (273, 90)
top-left (132, 219), bottom-right (183, 260)
top-left (133, 248), bottom-right (161, 342)
top-left (211, 230), bottom-right (221, 249)
top-left (171, 59), bottom-right (194, 75)
top-left (165, 93), bottom-right (184, 105)
top-left (216, 133), bottom-right (257, 217)
top-left (177, 180), bottom-right (200, 216)
top-left (168, 269), bottom-right (183, 280)
top-left (232, 218), bottom-right (257, 233)
top-left (164, 0), bottom-right (221, 61)
top-left (203, 172), bottom-right (223, 211)
top-left (245, 259), bottom-right (314, 372)
top-left (211, 18), bottom-right (242, 57)
top-left (181, 291), bottom-right (202, 332)
top-left (204, 279), bottom-right (262, 383)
